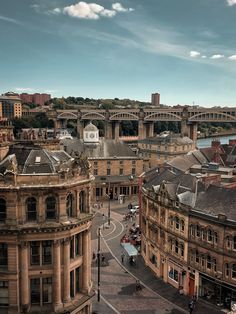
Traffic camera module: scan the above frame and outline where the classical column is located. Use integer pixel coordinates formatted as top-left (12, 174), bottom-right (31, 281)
top-left (53, 240), bottom-right (62, 310)
top-left (147, 122), bottom-right (154, 138)
top-left (114, 122), bottom-right (120, 140)
top-left (20, 242), bottom-right (29, 309)
top-left (82, 231), bottom-right (89, 292)
top-left (63, 238), bottom-right (71, 304)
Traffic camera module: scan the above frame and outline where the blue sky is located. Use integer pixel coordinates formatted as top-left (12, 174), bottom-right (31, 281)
top-left (1, 0), bottom-right (236, 106)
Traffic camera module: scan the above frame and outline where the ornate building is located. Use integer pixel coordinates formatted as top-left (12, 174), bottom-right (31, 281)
top-left (141, 168), bottom-right (236, 310)
top-left (62, 122), bottom-right (143, 203)
top-left (0, 142), bottom-right (93, 313)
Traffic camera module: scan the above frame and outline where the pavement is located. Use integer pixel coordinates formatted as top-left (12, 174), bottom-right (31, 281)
top-left (91, 199), bottom-right (224, 314)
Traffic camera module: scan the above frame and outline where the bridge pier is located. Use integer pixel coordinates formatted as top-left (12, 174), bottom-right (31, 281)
top-left (138, 120), bottom-right (145, 140)
top-left (114, 122), bottom-right (120, 140)
top-left (146, 122), bottom-right (154, 138)
top-left (181, 120), bottom-right (198, 142)
top-left (105, 121), bottom-right (112, 139)
top-left (77, 120), bottom-right (84, 139)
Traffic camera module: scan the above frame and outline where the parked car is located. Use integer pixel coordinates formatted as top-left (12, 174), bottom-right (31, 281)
top-left (129, 205), bottom-right (139, 214)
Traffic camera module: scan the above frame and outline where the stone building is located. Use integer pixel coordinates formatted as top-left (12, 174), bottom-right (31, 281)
top-left (0, 142), bottom-right (93, 313)
top-left (141, 168), bottom-right (236, 310)
top-left (138, 132), bottom-right (195, 170)
top-left (0, 92), bottom-right (22, 119)
top-left (62, 122), bottom-right (143, 203)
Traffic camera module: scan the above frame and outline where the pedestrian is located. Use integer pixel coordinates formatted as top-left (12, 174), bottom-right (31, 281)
top-left (121, 252), bottom-right (125, 264)
top-left (92, 251), bottom-right (96, 260)
top-left (188, 299), bottom-right (194, 314)
top-left (101, 254), bottom-right (105, 264)
top-left (135, 280), bottom-right (142, 293)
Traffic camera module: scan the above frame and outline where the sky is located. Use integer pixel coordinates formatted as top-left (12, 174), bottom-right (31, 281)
top-left (1, 0), bottom-right (236, 106)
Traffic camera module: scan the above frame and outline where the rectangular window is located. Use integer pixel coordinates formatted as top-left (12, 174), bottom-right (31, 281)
top-left (107, 168), bottom-right (111, 175)
top-left (132, 160), bottom-right (136, 166)
top-left (75, 234), bottom-right (80, 256)
top-left (43, 277), bottom-right (52, 304)
top-left (168, 266), bottom-right (179, 282)
top-left (70, 271), bottom-right (74, 298)
top-left (119, 168), bottom-right (123, 175)
top-left (30, 242), bottom-right (40, 265)
top-left (0, 243), bottom-right (8, 267)
top-left (0, 281), bottom-right (8, 306)
top-left (76, 267), bottom-right (80, 293)
top-left (93, 169), bottom-right (98, 176)
top-left (94, 161), bottom-right (98, 167)
top-left (132, 168), bottom-right (135, 175)
top-left (31, 278), bottom-right (40, 304)
top-left (42, 241), bottom-right (52, 265)
top-left (70, 238), bottom-right (74, 259)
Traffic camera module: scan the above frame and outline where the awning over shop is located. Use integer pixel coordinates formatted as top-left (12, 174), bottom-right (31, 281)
top-left (121, 243), bottom-right (138, 256)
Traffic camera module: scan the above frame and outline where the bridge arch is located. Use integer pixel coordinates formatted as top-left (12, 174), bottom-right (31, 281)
top-left (189, 111), bottom-right (236, 122)
top-left (109, 112), bottom-right (139, 120)
top-left (57, 112), bottom-right (78, 119)
top-left (81, 112), bottom-right (106, 120)
top-left (144, 112), bottom-right (182, 121)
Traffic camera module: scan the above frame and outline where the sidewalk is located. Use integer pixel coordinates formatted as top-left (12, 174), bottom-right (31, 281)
top-left (95, 203), bottom-right (224, 314)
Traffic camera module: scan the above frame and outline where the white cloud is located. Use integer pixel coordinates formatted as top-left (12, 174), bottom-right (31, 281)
top-left (190, 51), bottom-right (201, 58)
top-left (14, 88), bottom-right (34, 92)
top-left (201, 55), bottom-right (207, 59)
top-left (112, 3), bottom-right (134, 12)
top-left (227, 0), bottom-right (236, 6)
top-left (0, 15), bottom-right (22, 25)
top-left (210, 54), bottom-right (225, 59)
top-left (228, 55), bottom-right (236, 60)
top-left (58, 2), bottom-right (133, 19)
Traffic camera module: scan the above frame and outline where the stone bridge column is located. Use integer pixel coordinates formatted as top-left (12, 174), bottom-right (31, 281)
top-left (146, 122), bottom-right (154, 138)
top-left (189, 122), bottom-right (198, 142)
top-left (114, 122), bottom-right (120, 140)
top-left (105, 121), bottom-right (112, 139)
top-left (77, 120), bottom-right (84, 139)
top-left (138, 120), bottom-right (146, 140)
top-left (181, 119), bottom-right (189, 137)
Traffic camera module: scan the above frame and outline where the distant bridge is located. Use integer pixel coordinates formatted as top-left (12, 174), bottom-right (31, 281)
top-left (46, 107), bottom-right (236, 141)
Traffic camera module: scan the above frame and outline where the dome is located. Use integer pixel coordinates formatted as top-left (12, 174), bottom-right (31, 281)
top-left (84, 122), bottom-right (98, 132)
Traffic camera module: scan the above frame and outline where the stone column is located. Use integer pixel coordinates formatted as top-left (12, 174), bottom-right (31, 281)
top-left (105, 121), bottom-right (112, 139)
top-left (138, 120), bottom-right (145, 140)
top-left (20, 242), bottom-right (29, 309)
top-left (63, 238), bottom-right (71, 304)
top-left (181, 119), bottom-right (189, 137)
top-left (147, 122), bottom-right (154, 137)
top-left (53, 240), bottom-right (62, 310)
top-left (77, 120), bottom-right (84, 139)
top-left (82, 231), bottom-right (89, 292)
top-left (114, 122), bottom-right (120, 140)
top-left (189, 122), bottom-right (198, 142)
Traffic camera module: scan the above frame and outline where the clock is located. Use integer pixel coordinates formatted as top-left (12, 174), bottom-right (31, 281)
top-left (90, 133), bottom-right (95, 138)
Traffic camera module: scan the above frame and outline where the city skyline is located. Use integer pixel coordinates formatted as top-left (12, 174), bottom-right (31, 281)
top-left (1, 0), bottom-right (236, 106)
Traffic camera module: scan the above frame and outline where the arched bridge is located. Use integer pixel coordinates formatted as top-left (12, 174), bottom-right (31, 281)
top-left (50, 107), bottom-right (236, 141)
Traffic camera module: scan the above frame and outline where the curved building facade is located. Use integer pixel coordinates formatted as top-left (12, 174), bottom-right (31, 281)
top-left (0, 143), bottom-right (93, 313)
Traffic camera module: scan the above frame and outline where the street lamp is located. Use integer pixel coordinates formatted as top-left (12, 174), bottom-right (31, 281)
top-left (97, 227), bottom-right (101, 302)
top-left (107, 180), bottom-right (111, 227)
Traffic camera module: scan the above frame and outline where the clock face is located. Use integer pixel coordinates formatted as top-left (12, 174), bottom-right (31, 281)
top-left (90, 133), bottom-right (95, 138)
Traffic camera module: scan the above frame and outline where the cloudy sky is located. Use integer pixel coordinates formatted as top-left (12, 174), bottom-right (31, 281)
top-left (1, 0), bottom-right (236, 106)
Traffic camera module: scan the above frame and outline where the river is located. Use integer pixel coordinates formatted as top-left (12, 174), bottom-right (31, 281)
top-left (197, 134), bottom-right (236, 148)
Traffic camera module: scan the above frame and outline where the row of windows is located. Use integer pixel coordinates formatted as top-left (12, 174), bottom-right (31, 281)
top-left (169, 239), bottom-right (184, 257)
top-left (169, 216), bottom-right (185, 232)
top-left (191, 252), bottom-right (217, 271)
top-left (0, 235), bottom-right (82, 268)
top-left (0, 192), bottom-right (86, 223)
top-left (94, 168), bottom-right (136, 176)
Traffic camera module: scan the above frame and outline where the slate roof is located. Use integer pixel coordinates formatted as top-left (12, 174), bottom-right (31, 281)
top-left (63, 138), bottom-right (139, 159)
top-left (194, 185), bottom-right (236, 221)
top-left (0, 143), bottom-right (72, 175)
top-left (139, 134), bottom-right (193, 145)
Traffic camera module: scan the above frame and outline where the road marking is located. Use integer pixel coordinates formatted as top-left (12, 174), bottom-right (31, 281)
top-left (105, 219), bottom-right (124, 241)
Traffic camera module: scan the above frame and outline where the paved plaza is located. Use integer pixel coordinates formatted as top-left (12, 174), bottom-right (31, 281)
top-left (91, 199), bottom-right (224, 314)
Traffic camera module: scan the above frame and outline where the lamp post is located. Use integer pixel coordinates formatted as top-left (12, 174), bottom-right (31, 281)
top-left (107, 181), bottom-right (111, 227)
top-left (97, 227), bottom-right (101, 302)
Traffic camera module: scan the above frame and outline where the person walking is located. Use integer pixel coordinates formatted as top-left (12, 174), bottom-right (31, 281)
top-left (101, 254), bottom-right (105, 264)
top-left (121, 252), bottom-right (125, 264)
top-left (188, 298), bottom-right (195, 314)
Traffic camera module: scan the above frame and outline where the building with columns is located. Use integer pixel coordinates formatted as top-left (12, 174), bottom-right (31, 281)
top-left (0, 142), bottom-right (93, 313)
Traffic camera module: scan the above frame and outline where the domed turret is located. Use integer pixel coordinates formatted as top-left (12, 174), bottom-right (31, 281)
top-left (83, 122), bottom-right (99, 143)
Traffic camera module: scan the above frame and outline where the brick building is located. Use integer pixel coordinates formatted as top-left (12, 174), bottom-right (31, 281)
top-left (20, 93), bottom-right (51, 106)
top-left (0, 142), bottom-right (93, 313)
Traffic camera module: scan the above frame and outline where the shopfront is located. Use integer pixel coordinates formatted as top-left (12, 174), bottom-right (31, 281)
top-left (168, 259), bottom-right (186, 290)
top-left (199, 273), bottom-right (236, 310)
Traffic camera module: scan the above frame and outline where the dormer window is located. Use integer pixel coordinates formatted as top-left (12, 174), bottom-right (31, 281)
top-left (35, 156), bottom-right (41, 163)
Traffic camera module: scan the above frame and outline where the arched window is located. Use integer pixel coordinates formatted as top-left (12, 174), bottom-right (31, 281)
top-left (207, 229), bottom-right (213, 242)
top-left (66, 194), bottom-right (73, 217)
top-left (45, 196), bottom-right (56, 219)
top-left (79, 191), bottom-right (86, 213)
top-left (195, 250), bottom-right (199, 263)
top-left (226, 235), bottom-right (231, 249)
top-left (233, 236), bottom-right (236, 250)
top-left (26, 197), bottom-right (37, 221)
top-left (175, 217), bottom-right (179, 229)
top-left (0, 198), bottom-right (6, 222)
top-left (207, 255), bottom-right (211, 269)
top-left (181, 220), bottom-right (185, 232)
top-left (232, 264), bottom-right (236, 279)
top-left (175, 240), bottom-right (179, 254)
top-left (196, 225), bottom-right (200, 237)
top-left (214, 232), bottom-right (218, 244)
top-left (180, 243), bottom-right (184, 257)
top-left (169, 215), bottom-right (174, 227)
top-left (225, 263), bottom-right (229, 277)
